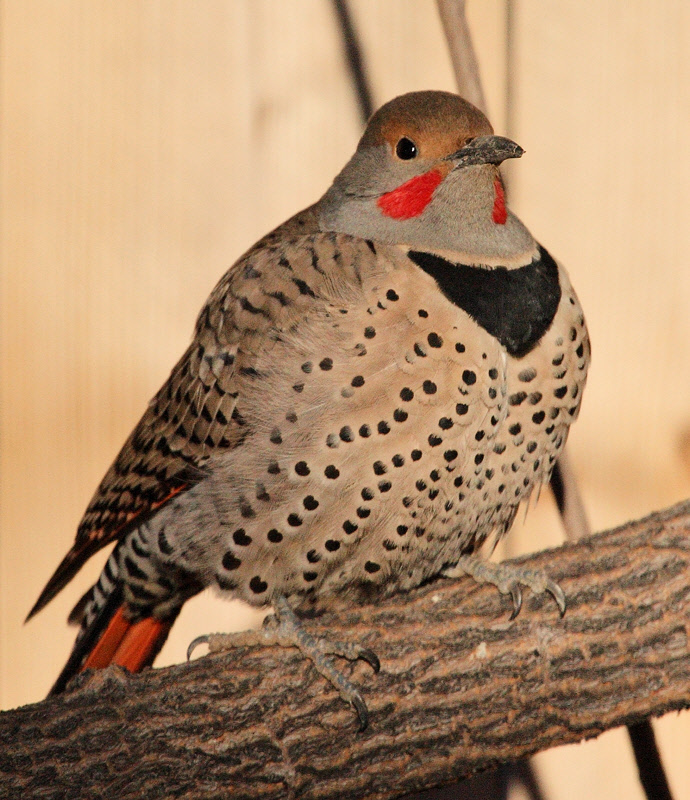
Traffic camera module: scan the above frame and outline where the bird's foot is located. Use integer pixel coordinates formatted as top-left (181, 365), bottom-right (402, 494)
top-left (443, 556), bottom-right (566, 620)
top-left (187, 595), bottom-right (379, 731)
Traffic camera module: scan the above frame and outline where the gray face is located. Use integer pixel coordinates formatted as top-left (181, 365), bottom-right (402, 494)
top-left (327, 144), bottom-right (421, 198)
top-left (318, 155), bottom-right (536, 264)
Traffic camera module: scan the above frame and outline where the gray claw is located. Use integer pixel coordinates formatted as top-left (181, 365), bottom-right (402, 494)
top-left (548, 582), bottom-right (567, 617)
top-left (360, 648), bottom-right (380, 673)
top-left (351, 693), bottom-right (369, 732)
top-left (509, 584), bottom-right (523, 620)
top-left (187, 635), bottom-right (210, 661)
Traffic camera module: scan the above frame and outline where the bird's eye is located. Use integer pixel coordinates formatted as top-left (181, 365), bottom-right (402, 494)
top-left (395, 137), bottom-right (418, 160)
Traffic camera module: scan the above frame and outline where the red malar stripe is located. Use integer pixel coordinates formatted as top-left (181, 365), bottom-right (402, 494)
top-left (377, 169), bottom-right (443, 220)
top-left (492, 178), bottom-right (507, 224)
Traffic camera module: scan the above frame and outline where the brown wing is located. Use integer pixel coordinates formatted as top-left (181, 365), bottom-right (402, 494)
top-left (28, 206), bottom-right (367, 619)
top-left (26, 325), bottom-right (244, 620)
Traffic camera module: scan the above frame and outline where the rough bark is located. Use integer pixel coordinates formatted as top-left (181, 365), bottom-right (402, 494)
top-left (3, 500), bottom-right (690, 800)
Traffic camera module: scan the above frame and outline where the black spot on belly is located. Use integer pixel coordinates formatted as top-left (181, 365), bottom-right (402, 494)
top-left (222, 552), bottom-right (242, 570)
top-left (340, 426), bottom-right (354, 442)
top-left (233, 529), bottom-right (252, 546)
top-left (249, 576), bottom-right (268, 594)
top-left (408, 245), bottom-right (561, 357)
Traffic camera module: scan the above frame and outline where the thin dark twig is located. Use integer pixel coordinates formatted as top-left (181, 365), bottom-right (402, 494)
top-left (628, 722), bottom-right (674, 800)
top-left (435, 0), bottom-right (487, 113)
top-left (331, 0), bottom-right (374, 126)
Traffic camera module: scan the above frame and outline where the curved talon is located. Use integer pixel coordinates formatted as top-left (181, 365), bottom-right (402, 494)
top-left (508, 584), bottom-right (523, 621)
top-left (548, 582), bottom-right (567, 617)
top-left (187, 635), bottom-right (210, 661)
top-left (351, 693), bottom-right (369, 732)
top-left (360, 648), bottom-right (380, 673)
top-left (261, 613), bottom-right (278, 630)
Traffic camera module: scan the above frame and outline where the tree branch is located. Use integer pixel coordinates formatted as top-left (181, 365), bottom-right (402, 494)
top-left (3, 500), bottom-right (690, 799)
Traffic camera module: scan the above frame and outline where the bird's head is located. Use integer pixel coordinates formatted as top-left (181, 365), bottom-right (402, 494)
top-left (319, 91), bottom-right (534, 263)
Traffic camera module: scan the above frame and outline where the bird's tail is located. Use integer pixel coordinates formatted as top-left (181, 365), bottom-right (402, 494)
top-left (49, 549), bottom-right (177, 696)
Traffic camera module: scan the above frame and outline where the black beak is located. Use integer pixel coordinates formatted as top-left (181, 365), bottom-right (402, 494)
top-left (447, 134), bottom-right (524, 167)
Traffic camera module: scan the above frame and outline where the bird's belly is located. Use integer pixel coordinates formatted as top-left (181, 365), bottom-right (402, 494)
top-left (123, 254), bottom-right (589, 615)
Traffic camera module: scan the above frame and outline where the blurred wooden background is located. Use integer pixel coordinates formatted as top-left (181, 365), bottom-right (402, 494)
top-left (3, 1), bottom-right (690, 797)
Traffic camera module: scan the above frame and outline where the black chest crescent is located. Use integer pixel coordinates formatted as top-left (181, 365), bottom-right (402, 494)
top-left (408, 245), bottom-right (561, 358)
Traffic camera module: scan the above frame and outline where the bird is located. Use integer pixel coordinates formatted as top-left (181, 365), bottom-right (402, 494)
top-left (28, 90), bottom-right (589, 729)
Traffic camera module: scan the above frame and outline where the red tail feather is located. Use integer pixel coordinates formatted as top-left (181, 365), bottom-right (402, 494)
top-left (109, 615), bottom-right (173, 673)
top-left (81, 607), bottom-right (173, 675)
top-left (50, 602), bottom-right (176, 695)
top-left (81, 607), bottom-right (131, 670)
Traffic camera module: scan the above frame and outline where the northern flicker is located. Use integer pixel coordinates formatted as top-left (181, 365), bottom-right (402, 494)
top-left (28, 91), bottom-right (589, 729)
